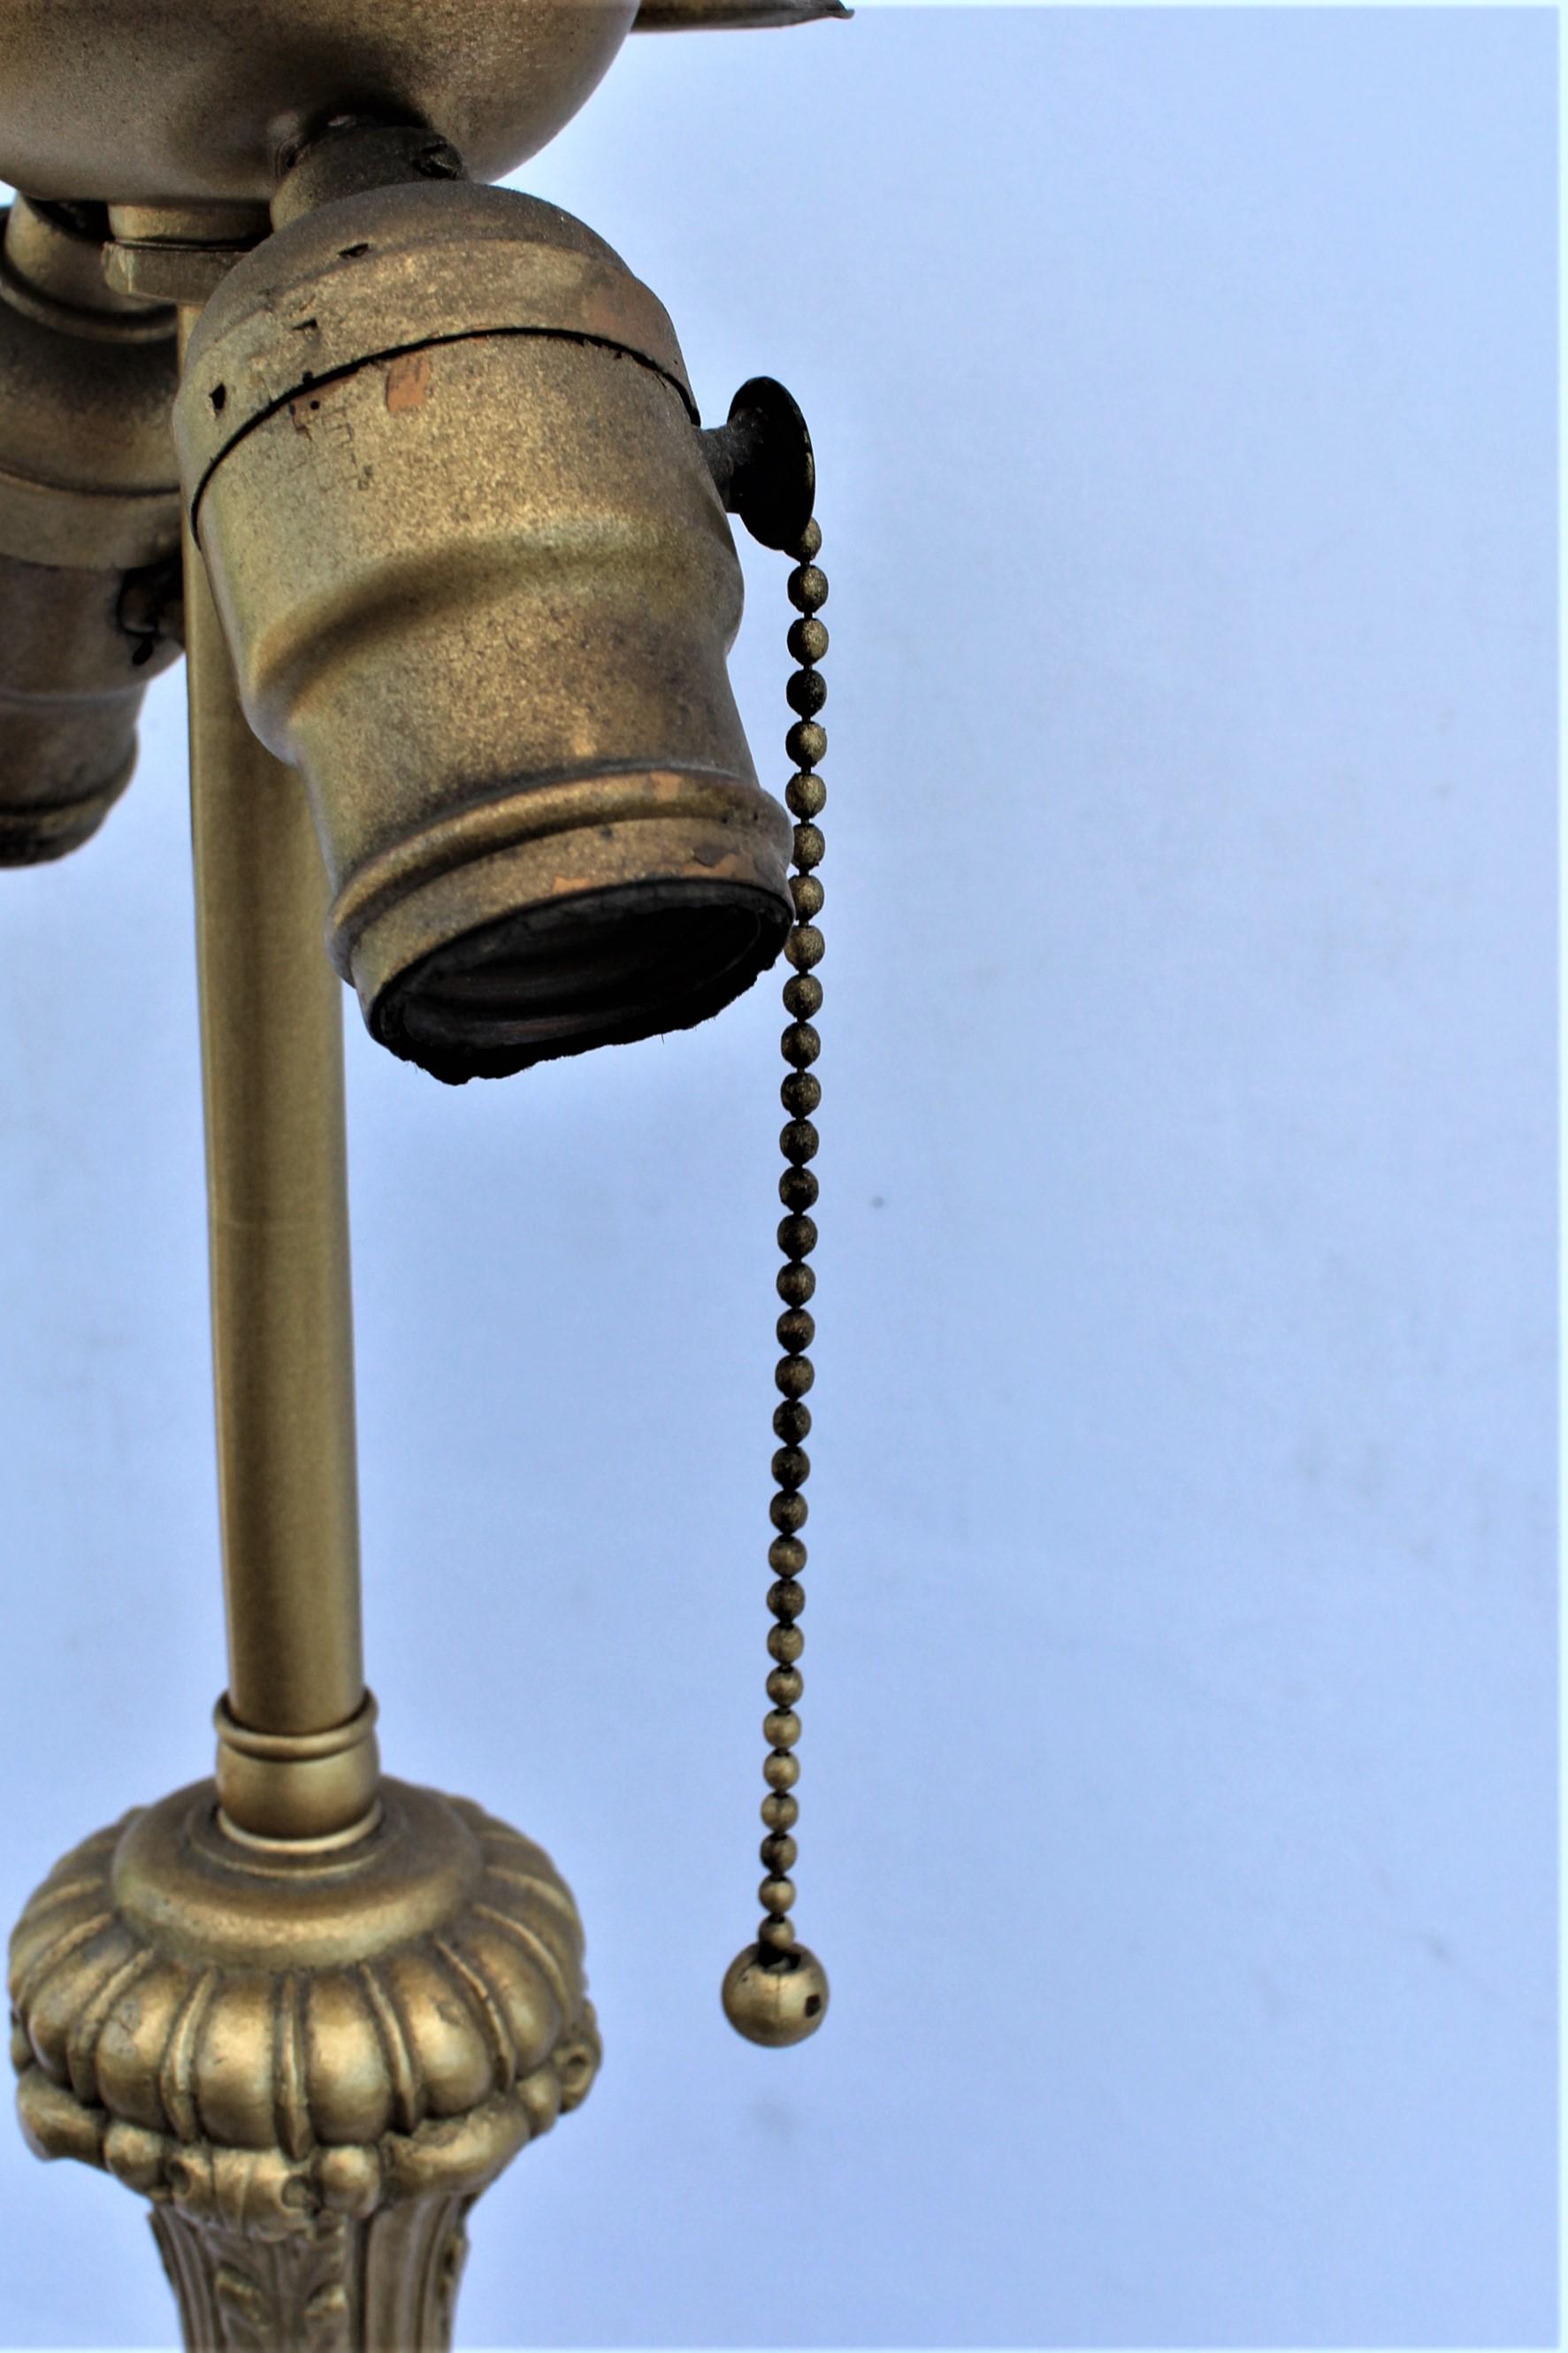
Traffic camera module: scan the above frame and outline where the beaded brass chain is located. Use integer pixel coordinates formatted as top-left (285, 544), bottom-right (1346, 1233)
top-left (722, 518), bottom-right (832, 2048)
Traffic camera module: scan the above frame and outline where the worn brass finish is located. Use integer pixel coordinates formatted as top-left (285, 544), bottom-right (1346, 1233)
top-left (0, 2), bottom-right (638, 206)
top-left (149, 2195), bottom-right (479, 2353)
top-left (0, 202), bottom-right (182, 862)
top-left (178, 180), bottom-right (791, 1083)
top-left (182, 413), bottom-right (370, 1813)
top-left (110, 203), bottom-right (276, 251)
top-left (11, 1778), bottom-right (599, 2350)
top-left (173, 183), bottom-right (695, 477)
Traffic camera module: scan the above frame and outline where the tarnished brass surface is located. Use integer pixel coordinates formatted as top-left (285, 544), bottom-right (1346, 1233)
top-left (174, 181), bottom-right (696, 480)
top-left (178, 181), bottom-right (791, 1083)
top-left (183, 392), bottom-right (369, 1818)
top-left (0, 2), bottom-right (637, 206)
top-left (0, 201), bottom-right (181, 861)
top-left (111, 204), bottom-right (275, 251)
top-left (10, 1778), bottom-right (599, 2349)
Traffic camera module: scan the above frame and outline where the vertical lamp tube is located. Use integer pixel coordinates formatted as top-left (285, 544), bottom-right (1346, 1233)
top-left (180, 312), bottom-right (378, 1844)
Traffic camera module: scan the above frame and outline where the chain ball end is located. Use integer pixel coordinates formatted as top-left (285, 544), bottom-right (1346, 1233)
top-left (722, 1943), bottom-right (830, 2047)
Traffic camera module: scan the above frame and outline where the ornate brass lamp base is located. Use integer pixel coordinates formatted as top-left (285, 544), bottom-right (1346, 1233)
top-left (10, 1771), bottom-right (598, 2351)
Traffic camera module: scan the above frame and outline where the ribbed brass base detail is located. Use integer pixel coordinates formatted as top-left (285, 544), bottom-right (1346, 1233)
top-left (10, 1777), bottom-right (598, 2349)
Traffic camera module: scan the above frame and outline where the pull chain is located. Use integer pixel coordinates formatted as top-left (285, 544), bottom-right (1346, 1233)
top-left (722, 517), bottom-right (831, 2048)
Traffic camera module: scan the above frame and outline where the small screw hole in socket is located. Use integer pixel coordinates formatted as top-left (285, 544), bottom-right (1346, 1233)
top-left (210, 384), bottom-right (226, 414)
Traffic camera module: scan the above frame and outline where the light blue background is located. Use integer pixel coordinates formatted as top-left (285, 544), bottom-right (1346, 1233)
top-left (0, 9), bottom-right (1556, 2347)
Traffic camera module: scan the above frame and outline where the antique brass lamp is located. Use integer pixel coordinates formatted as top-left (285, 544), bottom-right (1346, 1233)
top-left (3, 8), bottom-right (842, 2344)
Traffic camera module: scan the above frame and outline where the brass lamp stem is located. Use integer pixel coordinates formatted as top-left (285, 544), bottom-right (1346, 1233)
top-left (180, 313), bottom-right (378, 1843)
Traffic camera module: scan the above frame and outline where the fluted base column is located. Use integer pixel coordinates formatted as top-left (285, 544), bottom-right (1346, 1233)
top-left (151, 2190), bottom-right (475, 2353)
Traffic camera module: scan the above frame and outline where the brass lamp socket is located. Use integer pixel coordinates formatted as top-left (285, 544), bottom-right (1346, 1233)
top-left (0, 202), bottom-right (181, 862)
top-left (175, 180), bottom-right (792, 1083)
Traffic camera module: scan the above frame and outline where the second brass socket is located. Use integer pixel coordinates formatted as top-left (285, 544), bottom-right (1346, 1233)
top-left (0, 202), bottom-right (181, 862)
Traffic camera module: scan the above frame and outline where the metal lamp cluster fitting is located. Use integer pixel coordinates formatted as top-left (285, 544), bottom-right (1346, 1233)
top-left (2, 4), bottom-right (848, 2342)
